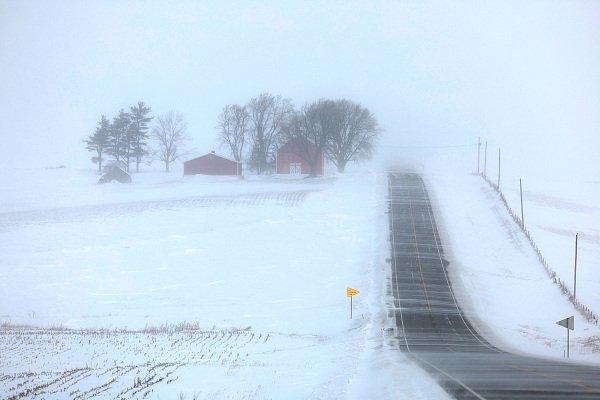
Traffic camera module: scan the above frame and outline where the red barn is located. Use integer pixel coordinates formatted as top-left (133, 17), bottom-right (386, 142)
top-left (276, 138), bottom-right (324, 175)
top-left (184, 151), bottom-right (241, 176)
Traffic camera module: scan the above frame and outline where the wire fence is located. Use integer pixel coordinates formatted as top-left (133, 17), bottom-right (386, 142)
top-left (478, 173), bottom-right (599, 326)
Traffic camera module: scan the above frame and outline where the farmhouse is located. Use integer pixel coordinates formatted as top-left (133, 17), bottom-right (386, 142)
top-left (276, 138), bottom-right (324, 175)
top-left (184, 151), bottom-right (242, 176)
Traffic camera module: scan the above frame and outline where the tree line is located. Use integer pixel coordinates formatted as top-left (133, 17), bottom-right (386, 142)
top-left (217, 93), bottom-right (380, 175)
top-left (86, 94), bottom-right (379, 176)
top-left (85, 102), bottom-right (188, 173)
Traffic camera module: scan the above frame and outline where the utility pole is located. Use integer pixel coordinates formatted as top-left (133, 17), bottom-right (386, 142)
top-left (520, 178), bottom-right (524, 228)
top-left (477, 137), bottom-right (481, 174)
top-left (497, 148), bottom-right (501, 189)
top-left (484, 141), bottom-right (488, 178)
top-left (574, 233), bottom-right (579, 299)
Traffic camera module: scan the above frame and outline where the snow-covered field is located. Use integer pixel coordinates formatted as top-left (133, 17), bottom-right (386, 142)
top-left (0, 166), bottom-right (449, 399)
top-left (0, 168), bottom-right (385, 333)
top-left (501, 176), bottom-right (600, 322)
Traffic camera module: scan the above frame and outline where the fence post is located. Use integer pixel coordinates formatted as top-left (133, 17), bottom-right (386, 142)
top-left (520, 178), bottom-right (524, 228)
top-left (497, 148), bottom-right (501, 189)
top-left (484, 141), bottom-right (488, 178)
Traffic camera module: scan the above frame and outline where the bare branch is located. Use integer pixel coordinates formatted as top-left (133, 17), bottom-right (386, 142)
top-left (247, 93), bottom-right (293, 173)
top-left (217, 104), bottom-right (249, 163)
top-left (152, 111), bottom-right (188, 172)
top-left (324, 100), bottom-right (380, 173)
top-left (281, 99), bottom-right (335, 176)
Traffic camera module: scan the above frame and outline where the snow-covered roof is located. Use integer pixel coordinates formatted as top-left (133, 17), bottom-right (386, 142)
top-left (186, 152), bottom-right (240, 164)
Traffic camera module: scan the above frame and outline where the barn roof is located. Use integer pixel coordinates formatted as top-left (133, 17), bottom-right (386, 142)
top-left (185, 152), bottom-right (240, 164)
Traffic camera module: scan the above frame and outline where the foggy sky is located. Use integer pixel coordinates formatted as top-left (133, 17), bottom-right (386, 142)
top-left (1, 1), bottom-right (598, 179)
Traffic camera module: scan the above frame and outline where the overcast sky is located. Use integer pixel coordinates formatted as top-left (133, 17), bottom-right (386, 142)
top-left (1, 1), bottom-right (598, 178)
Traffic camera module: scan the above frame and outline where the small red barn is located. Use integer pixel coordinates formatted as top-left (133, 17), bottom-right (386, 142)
top-left (184, 151), bottom-right (241, 176)
top-left (276, 138), bottom-right (324, 175)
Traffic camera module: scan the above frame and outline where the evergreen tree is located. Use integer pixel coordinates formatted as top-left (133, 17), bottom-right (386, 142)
top-left (129, 101), bottom-right (153, 172)
top-left (107, 109), bottom-right (131, 169)
top-left (84, 115), bottom-right (111, 172)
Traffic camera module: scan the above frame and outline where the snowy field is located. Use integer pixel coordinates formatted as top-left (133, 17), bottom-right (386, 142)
top-left (0, 166), bottom-right (449, 399)
top-left (501, 176), bottom-right (600, 324)
top-left (0, 168), bottom-right (335, 330)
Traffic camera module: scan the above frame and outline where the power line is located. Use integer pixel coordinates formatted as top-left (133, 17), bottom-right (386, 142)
top-left (385, 143), bottom-right (478, 149)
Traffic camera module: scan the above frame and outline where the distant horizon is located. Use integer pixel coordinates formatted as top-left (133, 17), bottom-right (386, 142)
top-left (1, 1), bottom-right (598, 180)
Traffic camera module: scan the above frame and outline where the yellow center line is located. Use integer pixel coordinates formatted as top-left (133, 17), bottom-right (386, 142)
top-left (408, 187), bottom-right (432, 313)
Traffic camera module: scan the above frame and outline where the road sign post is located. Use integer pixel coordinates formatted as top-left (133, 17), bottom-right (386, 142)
top-left (556, 316), bottom-right (574, 358)
top-left (346, 287), bottom-right (359, 319)
top-left (574, 233), bottom-right (579, 300)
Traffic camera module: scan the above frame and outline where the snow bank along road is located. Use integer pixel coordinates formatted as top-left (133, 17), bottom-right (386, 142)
top-left (388, 172), bottom-right (600, 399)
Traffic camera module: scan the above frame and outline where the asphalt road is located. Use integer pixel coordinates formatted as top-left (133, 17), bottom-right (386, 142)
top-left (388, 172), bottom-right (600, 399)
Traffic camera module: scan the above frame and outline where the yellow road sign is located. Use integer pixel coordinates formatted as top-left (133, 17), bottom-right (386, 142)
top-left (346, 287), bottom-right (360, 297)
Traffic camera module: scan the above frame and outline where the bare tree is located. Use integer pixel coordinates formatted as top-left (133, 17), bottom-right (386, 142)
top-left (152, 111), bottom-right (188, 172)
top-left (282, 100), bottom-right (334, 176)
top-left (217, 104), bottom-right (249, 165)
top-left (247, 93), bottom-right (293, 174)
top-left (326, 100), bottom-right (380, 173)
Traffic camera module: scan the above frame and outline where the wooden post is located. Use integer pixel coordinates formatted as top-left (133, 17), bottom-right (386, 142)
top-left (350, 296), bottom-right (353, 319)
top-left (574, 233), bottom-right (578, 300)
top-left (520, 178), bottom-right (524, 228)
top-left (497, 148), bottom-right (501, 189)
top-left (484, 141), bottom-right (487, 178)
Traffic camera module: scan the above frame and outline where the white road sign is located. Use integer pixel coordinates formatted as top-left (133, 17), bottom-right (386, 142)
top-left (556, 316), bottom-right (574, 331)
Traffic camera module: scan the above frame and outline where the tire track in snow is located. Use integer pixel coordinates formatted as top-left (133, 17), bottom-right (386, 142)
top-left (0, 190), bottom-right (316, 232)
top-left (0, 327), bottom-right (321, 399)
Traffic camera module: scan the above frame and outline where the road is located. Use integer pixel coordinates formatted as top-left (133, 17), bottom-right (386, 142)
top-left (388, 172), bottom-right (600, 399)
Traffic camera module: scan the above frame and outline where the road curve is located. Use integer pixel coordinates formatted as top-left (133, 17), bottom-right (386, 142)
top-left (388, 172), bottom-right (600, 399)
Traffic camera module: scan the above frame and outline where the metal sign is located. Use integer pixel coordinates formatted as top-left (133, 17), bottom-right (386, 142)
top-left (347, 287), bottom-right (359, 319)
top-left (556, 315), bottom-right (574, 359)
top-left (556, 316), bottom-right (574, 330)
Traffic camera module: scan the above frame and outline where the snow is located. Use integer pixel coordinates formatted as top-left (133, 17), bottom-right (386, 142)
top-left (2, 156), bottom-right (597, 399)
top-left (500, 176), bottom-right (600, 322)
top-left (0, 166), bottom-right (446, 399)
top-left (0, 166), bottom-right (329, 213)
top-left (424, 165), bottom-right (600, 365)
top-left (0, 169), bottom-right (363, 332)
